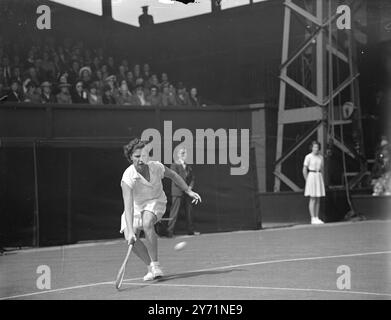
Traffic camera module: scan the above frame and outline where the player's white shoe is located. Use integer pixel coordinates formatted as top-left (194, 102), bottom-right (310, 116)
top-left (316, 218), bottom-right (324, 224)
top-left (151, 263), bottom-right (164, 279)
top-left (143, 266), bottom-right (155, 281)
top-left (143, 263), bottom-right (164, 281)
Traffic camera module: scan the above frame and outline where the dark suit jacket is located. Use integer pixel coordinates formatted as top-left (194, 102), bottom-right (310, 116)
top-left (41, 93), bottom-right (56, 104)
top-left (171, 162), bottom-right (195, 197)
top-left (6, 91), bottom-right (21, 102)
top-left (72, 91), bottom-right (89, 104)
top-left (139, 14), bottom-right (154, 27)
top-left (189, 96), bottom-right (202, 107)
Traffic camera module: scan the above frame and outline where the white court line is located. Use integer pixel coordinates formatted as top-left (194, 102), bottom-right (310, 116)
top-left (153, 250), bottom-right (391, 274)
top-left (122, 282), bottom-right (391, 298)
top-left (0, 277), bottom-right (142, 300)
top-left (1, 250), bottom-right (390, 300)
top-left (13, 239), bottom-right (124, 254)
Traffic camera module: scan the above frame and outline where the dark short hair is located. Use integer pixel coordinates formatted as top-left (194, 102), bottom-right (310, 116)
top-left (123, 138), bottom-right (148, 163)
top-left (310, 140), bottom-right (321, 151)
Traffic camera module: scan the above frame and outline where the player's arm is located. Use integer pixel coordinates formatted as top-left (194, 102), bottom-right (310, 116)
top-left (121, 181), bottom-right (136, 244)
top-left (164, 166), bottom-right (202, 204)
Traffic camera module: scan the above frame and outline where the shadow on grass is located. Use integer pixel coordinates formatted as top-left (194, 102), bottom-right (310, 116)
top-left (117, 268), bottom-right (244, 292)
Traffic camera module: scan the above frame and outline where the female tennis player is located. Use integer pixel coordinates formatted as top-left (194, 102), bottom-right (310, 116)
top-left (120, 138), bottom-right (201, 281)
top-left (303, 141), bottom-right (325, 225)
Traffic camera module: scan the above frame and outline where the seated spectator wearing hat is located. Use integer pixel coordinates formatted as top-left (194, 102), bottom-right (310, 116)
top-left (56, 82), bottom-right (72, 104)
top-left (102, 84), bottom-right (117, 105)
top-left (139, 6), bottom-right (154, 28)
top-left (88, 83), bottom-right (103, 105)
top-left (176, 83), bottom-right (190, 106)
top-left (105, 74), bottom-right (119, 100)
top-left (161, 84), bottom-right (177, 107)
top-left (79, 66), bottom-right (92, 88)
top-left (131, 85), bottom-right (150, 106)
top-left (147, 85), bottom-right (162, 106)
top-left (72, 81), bottom-right (89, 104)
top-left (6, 80), bottom-right (22, 102)
top-left (40, 81), bottom-right (56, 104)
top-left (116, 81), bottom-right (133, 105)
top-left (23, 80), bottom-right (41, 103)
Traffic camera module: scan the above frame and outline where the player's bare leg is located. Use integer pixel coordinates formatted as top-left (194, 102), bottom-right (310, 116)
top-left (142, 211), bottom-right (158, 261)
top-left (142, 210), bottom-right (163, 280)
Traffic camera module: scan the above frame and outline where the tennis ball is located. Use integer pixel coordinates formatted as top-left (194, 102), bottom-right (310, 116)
top-left (174, 241), bottom-right (187, 251)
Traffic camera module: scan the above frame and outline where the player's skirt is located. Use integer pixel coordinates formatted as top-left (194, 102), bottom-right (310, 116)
top-left (120, 199), bottom-right (166, 240)
top-left (304, 172), bottom-right (326, 197)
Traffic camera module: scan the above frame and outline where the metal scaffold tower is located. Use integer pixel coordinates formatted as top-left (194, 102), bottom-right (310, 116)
top-left (274, 0), bottom-right (368, 192)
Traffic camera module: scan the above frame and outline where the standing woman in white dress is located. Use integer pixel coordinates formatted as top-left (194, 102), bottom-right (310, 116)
top-left (120, 138), bottom-right (201, 281)
top-left (303, 141), bottom-right (326, 225)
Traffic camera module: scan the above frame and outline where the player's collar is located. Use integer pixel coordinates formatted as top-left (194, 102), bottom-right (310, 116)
top-left (129, 165), bottom-right (141, 180)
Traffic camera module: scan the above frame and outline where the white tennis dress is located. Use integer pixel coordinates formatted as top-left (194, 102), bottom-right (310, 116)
top-left (304, 153), bottom-right (325, 197)
top-left (120, 161), bottom-right (167, 240)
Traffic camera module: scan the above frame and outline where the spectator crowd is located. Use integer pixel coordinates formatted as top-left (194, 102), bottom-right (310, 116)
top-left (0, 36), bottom-right (205, 107)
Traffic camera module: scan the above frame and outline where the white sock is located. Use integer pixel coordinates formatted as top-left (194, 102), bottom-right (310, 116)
top-left (150, 261), bottom-right (160, 267)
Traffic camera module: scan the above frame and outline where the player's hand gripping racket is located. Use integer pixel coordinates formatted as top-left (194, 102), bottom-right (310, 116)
top-left (115, 237), bottom-right (136, 290)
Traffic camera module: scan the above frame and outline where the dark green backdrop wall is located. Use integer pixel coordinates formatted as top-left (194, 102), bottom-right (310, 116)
top-left (0, 104), bottom-right (265, 246)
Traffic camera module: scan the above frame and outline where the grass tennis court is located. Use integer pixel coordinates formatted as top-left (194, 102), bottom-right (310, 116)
top-left (1, 220), bottom-right (390, 300)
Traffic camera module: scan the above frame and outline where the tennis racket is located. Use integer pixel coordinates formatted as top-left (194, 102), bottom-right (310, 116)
top-left (115, 238), bottom-right (136, 290)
